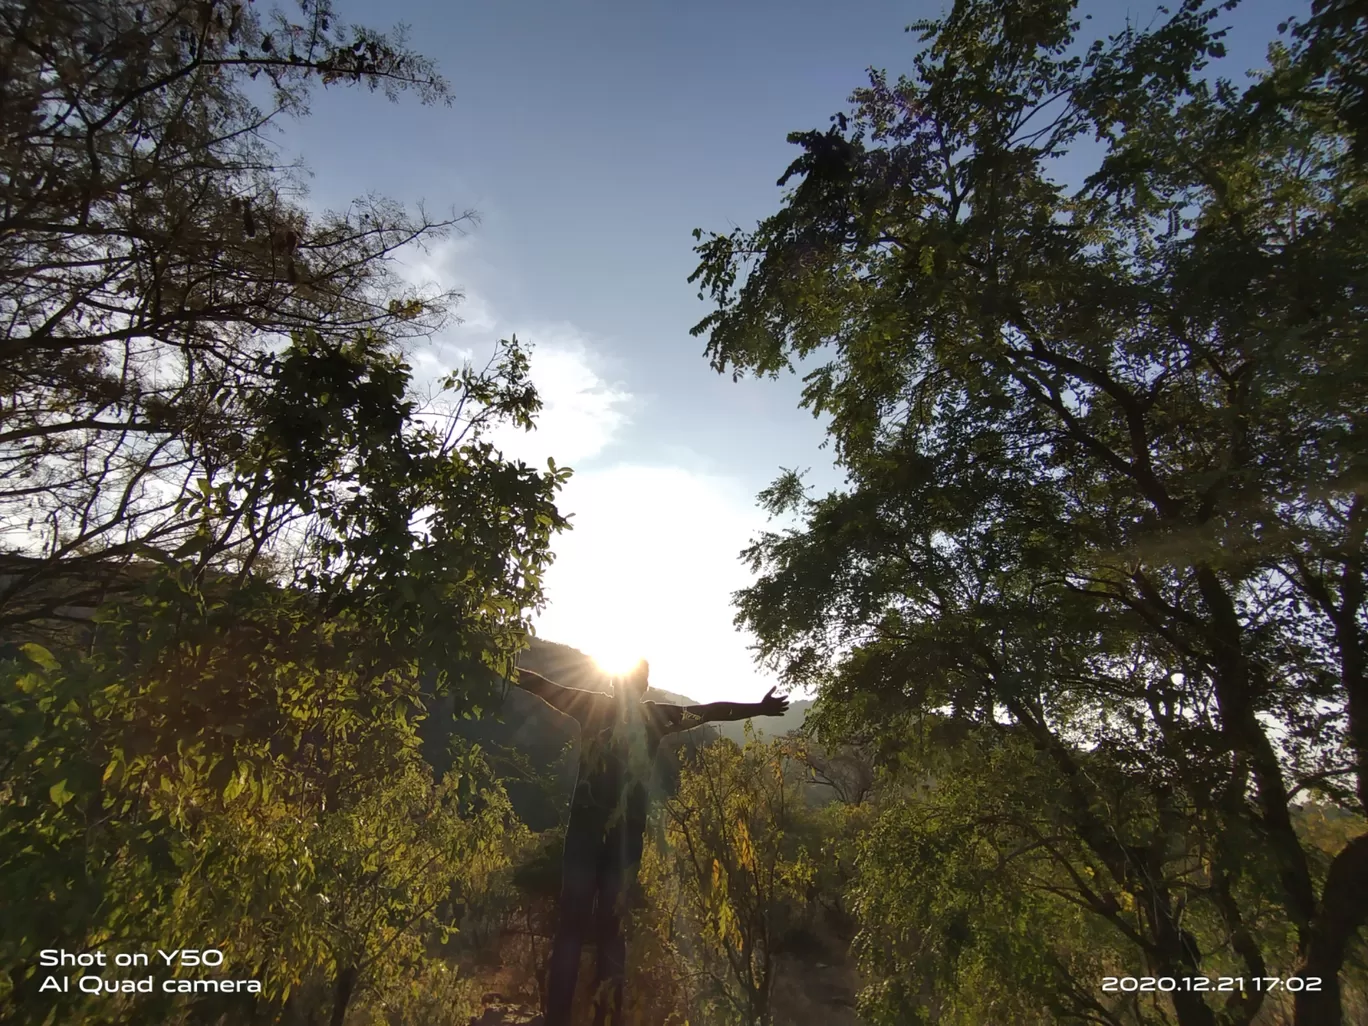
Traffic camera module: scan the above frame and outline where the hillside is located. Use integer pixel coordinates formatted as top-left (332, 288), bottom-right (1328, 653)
top-left (710, 697), bottom-right (812, 745)
top-left (419, 638), bottom-right (808, 829)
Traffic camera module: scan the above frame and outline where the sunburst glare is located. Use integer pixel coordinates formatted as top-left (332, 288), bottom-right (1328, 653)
top-left (592, 645), bottom-right (646, 677)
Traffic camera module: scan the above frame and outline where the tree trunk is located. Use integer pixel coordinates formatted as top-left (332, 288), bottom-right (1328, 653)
top-left (1168, 989), bottom-right (1217, 1026)
top-left (1295, 833), bottom-right (1368, 1026)
top-left (1196, 569), bottom-right (1319, 939)
top-left (329, 965), bottom-right (357, 1026)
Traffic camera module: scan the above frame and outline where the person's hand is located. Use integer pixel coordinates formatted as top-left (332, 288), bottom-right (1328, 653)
top-left (758, 686), bottom-right (790, 717)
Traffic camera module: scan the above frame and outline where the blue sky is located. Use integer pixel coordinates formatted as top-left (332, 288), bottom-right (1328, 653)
top-left (276, 0), bottom-right (1306, 702)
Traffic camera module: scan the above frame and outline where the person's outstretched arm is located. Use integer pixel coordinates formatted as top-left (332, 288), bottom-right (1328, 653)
top-left (512, 666), bottom-right (603, 719)
top-left (671, 686), bottom-right (790, 729)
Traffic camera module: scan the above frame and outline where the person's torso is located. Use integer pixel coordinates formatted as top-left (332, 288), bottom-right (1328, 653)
top-left (573, 699), bottom-right (667, 816)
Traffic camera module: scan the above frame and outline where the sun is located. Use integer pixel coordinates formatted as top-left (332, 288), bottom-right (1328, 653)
top-left (592, 643), bottom-right (646, 677)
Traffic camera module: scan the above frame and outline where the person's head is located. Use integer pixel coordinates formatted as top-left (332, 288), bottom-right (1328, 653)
top-left (614, 659), bottom-right (650, 701)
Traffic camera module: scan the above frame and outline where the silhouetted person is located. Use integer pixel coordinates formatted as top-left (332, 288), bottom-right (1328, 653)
top-left (513, 659), bottom-right (790, 1026)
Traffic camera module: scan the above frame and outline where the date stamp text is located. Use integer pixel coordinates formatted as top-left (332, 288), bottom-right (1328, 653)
top-left (1103, 976), bottom-right (1322, 993)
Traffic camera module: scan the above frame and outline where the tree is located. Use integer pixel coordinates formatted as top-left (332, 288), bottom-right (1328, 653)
top-left (688, 1), bottom-right (1368, 1023)
top-left (849, 717), bottom-right (1292, 1026)
top-left (0, 321), bottom-right (568, 1022)
top-left (1274, 0), bottom-right (1368, 157)
top-left (644, 737), bottom-right (815, 1026)
top-left (0, 4), bottom-right (577, 1023)
top-left (0, 0), bottom-right (471, 628)
top-left (181, 738), bottom-right (522, 1026)
top-left (2, 609), bottom-right (524, 1026)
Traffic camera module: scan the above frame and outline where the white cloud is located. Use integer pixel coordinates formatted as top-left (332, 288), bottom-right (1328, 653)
top-left (398, 234), bottom-right (497, 329)
top-left (487, 328), bottom-right (632, 468)
top-left (397, 239), bottom-right (631, 468)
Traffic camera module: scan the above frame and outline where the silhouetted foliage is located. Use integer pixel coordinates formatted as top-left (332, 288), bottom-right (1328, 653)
top-left (690, 1), bottom-right (1368, 1023)
top-left (0, 3), bottom-right (571, 1024)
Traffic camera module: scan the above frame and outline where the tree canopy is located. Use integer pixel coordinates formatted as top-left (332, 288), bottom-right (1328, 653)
top-left (0, 3), bottom-right (571, 1023)
top-left (689, 1), bottom-right (1368, 1023)
top-left (0, 0), bottom-right (490, 626)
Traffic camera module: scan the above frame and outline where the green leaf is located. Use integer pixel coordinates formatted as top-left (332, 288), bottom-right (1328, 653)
top-left (20, 643), bottom-right (59, 671)
top-left (49, 779), bottom-right (73, 807)
top-left (206, 756), bottom-right (238, 795)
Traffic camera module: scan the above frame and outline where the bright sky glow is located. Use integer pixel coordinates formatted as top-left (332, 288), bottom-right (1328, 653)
top-left (591, 648), bottom-right (648, 678)
top-left (393, 237), bottom-right (788, 703)
top-left (286, 0), bottom-right (1302, 704)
